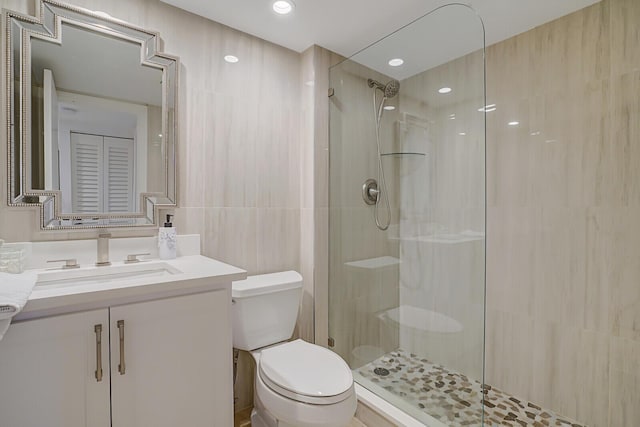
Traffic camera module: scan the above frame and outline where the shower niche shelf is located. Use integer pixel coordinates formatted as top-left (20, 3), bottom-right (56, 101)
top-left (380, 152), bottom-right (426, 157)
top-left (344, 256), bottom-right (401, 270)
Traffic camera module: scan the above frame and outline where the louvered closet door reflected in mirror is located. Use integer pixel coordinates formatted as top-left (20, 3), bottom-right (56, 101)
top-left (70, 132), bottom-right (135, 214)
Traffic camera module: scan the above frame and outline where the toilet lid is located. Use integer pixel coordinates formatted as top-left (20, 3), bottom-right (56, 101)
top-left (259, 340), bottom-right (354, 404)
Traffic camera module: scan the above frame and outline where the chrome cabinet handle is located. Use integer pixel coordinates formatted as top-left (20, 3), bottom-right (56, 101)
top-left (94, 324), bottom-right (103, 382)
top-left (117, 320), bottom-right (126, 375)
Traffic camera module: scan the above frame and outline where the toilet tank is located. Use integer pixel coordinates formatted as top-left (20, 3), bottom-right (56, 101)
top-left (232, 271), bottom-right (303, 351)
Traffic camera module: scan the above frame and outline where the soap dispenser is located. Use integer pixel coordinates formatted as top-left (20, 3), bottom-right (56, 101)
top-left (158, 214), bottom-right (177, 260)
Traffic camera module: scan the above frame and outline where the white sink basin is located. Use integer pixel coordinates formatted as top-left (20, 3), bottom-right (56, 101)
top-left (36, 262), bottom-right (182, 289)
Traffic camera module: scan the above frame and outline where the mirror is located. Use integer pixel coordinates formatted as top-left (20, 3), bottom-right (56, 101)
top-left (5, 0), bottom-right (178, 229)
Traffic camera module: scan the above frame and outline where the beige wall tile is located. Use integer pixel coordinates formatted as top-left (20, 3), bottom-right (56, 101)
top-left (298, 207), bottom-right (315, 342)
top-left (609, 336), bottom-right (640, 426)
top-left (610, 0), bottom-right (640, 77)
top-left (203, 208), bottom-right (258, 273)
top-left (485, 2), bottom-right (639, 425)
top-left (256, 208), bottom-right (300, 274)
top-left (202, 92), bottom-right (258, 208)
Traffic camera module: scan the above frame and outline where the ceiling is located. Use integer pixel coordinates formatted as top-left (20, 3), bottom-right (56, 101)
top-left (159, 0), bottom-right (600, 61)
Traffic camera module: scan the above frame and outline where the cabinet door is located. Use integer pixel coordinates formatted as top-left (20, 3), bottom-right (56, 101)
top-left (0, 309), bottom-right (111, 427)
top-left (110, 290), bottom-right (233, 427)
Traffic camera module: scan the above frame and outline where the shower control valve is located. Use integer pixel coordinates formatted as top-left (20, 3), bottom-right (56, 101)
top-left (362, 178), bottom-right (379, 205)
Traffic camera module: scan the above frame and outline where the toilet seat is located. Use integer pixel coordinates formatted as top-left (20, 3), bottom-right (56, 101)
top-left (258, 339), bottom-right (354, 405)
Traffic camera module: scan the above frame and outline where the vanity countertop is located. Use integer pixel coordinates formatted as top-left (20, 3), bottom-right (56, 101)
top-left (15, 255), bottom-right (247, 321)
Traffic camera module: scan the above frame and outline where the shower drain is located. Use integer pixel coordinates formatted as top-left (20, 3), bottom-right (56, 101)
top-left (373, 367), bottom-right (390, 376)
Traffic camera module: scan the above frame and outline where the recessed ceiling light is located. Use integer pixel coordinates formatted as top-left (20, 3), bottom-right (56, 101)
top-left (272, 0), bottom-right (294, 14)
top-left (508, 121), bottom-right (520, 126)
top-left (439, 87), bottom-right (452, 94)
top-left (383, 105), bottom-right (396, 111)
top-left (388, 58), bottom-right (404, 67)
top-left (459, 132), bottom-right (466, 136)
top-left (158, 133), bottom-right (163, 137)
top-left (449, 114), bottom-right (456, 120)
top-left (224, 55), bottom-right (239, 63)
top-left (478, 104), bottom-right (496, 112)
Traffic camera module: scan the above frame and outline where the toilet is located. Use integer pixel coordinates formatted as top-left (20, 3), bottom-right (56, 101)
top-left (232, 271), bottom-right (357, 427)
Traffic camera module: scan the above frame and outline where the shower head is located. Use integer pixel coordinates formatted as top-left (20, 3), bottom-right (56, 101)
top-left (384, 79), bottom-right (400, 98)
top-left (368, 78), bottom-right (400, 98)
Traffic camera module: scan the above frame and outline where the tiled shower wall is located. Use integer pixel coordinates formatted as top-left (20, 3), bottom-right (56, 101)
top-left (486, 0), bottom-right (640, 425)
top-left (327, 59), bottom-right (402, 367)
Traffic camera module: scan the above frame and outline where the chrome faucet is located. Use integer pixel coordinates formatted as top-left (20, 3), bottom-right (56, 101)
top-left (96, 233), bottom-right (112, 266)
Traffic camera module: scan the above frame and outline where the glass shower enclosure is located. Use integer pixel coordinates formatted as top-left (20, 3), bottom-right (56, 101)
top-left (328, 4), bottom-right (486, 425)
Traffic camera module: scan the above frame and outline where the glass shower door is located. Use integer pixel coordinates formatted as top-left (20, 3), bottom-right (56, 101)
top-left (328, 4), bottom-right (486, 425)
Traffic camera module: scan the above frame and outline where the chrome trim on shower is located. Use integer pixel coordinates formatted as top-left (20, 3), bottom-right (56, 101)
top-left (367, 78), bottom-right (399, 230)
top-left (362, 179), bottom-right (379, 205)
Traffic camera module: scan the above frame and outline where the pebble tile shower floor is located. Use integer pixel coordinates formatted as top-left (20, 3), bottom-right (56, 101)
top-left (355, 349), bottom-right (586, 427)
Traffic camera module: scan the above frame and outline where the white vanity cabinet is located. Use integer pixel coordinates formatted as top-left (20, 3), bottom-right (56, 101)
top-left (0, 289), bottom-right (233, 427)
top-left (110, 290), bottom-right (232, 426)
top-left (0, 308), bottom-right (111, 427)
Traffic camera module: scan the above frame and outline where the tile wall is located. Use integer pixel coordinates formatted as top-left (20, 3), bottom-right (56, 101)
top-left (327, 59), bottom-right (402, 367)
top-left (485, 1), bottom-right (640, 425)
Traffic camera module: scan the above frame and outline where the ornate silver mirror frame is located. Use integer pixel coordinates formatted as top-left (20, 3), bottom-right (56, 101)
top-left (4, 0), bottom-right (178, 229)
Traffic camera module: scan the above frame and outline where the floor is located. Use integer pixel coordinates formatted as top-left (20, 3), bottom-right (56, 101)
top-left (355, 349), bottom-right (585, 427)
top-left (234, 407), bottom-right (367, 427)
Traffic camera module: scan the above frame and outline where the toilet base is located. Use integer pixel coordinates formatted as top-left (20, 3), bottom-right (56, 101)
top-left (251, 405), bottom-right (354, 427)
top-left (250, 408), bottom-right (274, 427)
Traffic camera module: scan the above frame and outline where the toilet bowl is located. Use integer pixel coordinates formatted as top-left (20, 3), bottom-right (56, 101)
top-left (232, 271), bottom-right (356, 427)
top-left (251, 340), bottom-right (357, 427)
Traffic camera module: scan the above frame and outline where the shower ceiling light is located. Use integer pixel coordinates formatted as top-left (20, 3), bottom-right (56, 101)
top-left (478, 104), bottom-right (496, 112)
top-left (508, 121), bottom-right (520, 126)
top-left (388, 58), bottom-right (404, 67)
top-left (224, 55), bottom-right (239, 63)
top-left (383, 105), bottom-right (396, 111)
top-left (438, 87), bottom-right (452, 94)
top-left (272, 0), bottom-right (294, 14)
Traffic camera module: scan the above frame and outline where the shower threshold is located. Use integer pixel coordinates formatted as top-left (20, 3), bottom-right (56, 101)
top-left (354, 349), bottom-right (585, 427)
